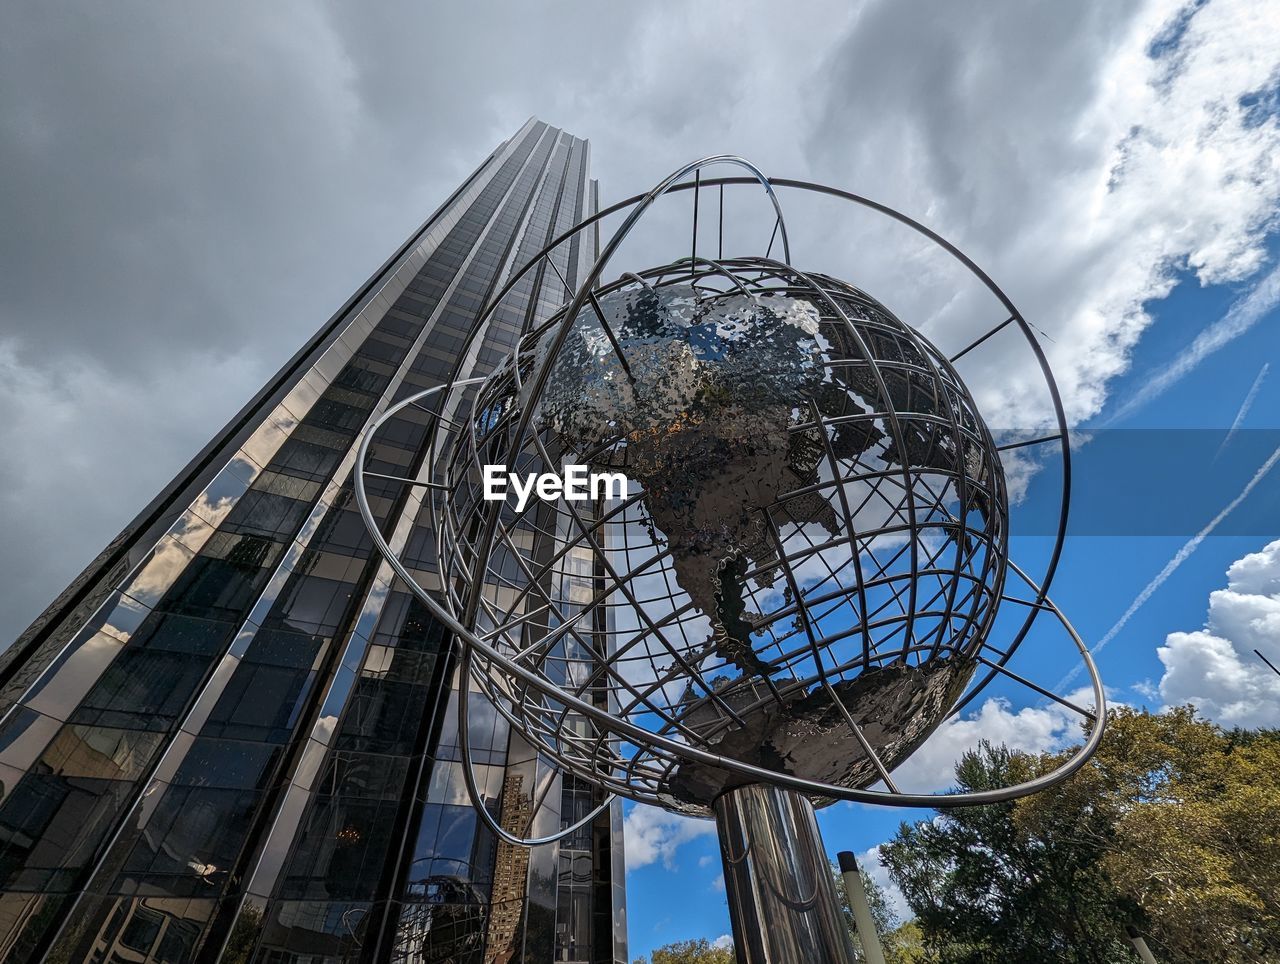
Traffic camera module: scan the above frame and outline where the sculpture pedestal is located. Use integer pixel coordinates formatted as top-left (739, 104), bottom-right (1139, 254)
top-left (713, 785), bottom-right (855, 964)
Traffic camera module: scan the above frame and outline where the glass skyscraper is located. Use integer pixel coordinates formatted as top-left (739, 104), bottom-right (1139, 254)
top-left (0, 118), bottom-right (626, 964)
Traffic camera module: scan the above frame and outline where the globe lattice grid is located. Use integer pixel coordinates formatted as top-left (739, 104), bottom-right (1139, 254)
top-left (436, 256), bottom-right (1010, 816)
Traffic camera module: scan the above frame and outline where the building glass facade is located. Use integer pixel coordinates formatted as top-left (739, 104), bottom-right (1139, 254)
top-left (0, 119), bottom-right (626, 964)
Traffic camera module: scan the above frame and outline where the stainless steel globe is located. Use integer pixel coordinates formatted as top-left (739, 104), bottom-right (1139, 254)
top-left (353, 158), bottom-right (1105, 964)
top-left (438, 258), bottom-right (1009, 815)
top-left (354, 158), bottom-right (1105, 825)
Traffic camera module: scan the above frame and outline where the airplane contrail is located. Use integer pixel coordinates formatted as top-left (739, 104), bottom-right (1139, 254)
top-left (1214, 362), bottom-right (1269, 460)
top-left (1056, 443), bottom-right (1280, 689)
top-left (1106, 262), bottom-right (1280, 425)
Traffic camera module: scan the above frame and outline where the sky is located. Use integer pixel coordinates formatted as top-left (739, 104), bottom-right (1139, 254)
top-left (2, 0), bottom-right (1279, 958)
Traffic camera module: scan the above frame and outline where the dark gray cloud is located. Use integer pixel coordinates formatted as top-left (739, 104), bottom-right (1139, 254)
top-left (1, 0), bottom-right (1277, 643)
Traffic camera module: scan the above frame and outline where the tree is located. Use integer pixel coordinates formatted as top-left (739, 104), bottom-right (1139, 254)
top-left (832, 859), bottom-right (923, 963)
top-left (833, 860), bottom-right (897, 937)
top-left (881, 920), bottom-right (929, 963)
top-left (1019, 708), bottom-right (1280, 963)
top-left (881, 740), bottom-right (1136, 964)
top-left (632, 937), bottom-right (735, 964)
top-left (880, 707), bottom-right (1280, 964)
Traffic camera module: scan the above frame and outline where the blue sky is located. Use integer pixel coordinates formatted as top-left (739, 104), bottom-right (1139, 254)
top-left (624, 224), bottom-right (1280, 961)
top-left (2, 1), bottom-right (1279, 960)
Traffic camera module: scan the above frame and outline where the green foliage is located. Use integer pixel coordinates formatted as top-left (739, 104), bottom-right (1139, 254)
top-left (633, 937), bottom-right (735, 964)
top-left (1055, 707), bottom-right (1280, 962)
top-left (219, 903), bottom-right (265, 964)
top-left (880, 707), bottom-right (1280, 964)
top-left (833, 861), bottom-right (897, 938)
top-left (828, 859), bottom-right (942, 963)
top-left (882, 920), bottom-right (929, 963)
top-left (881, 740), bottom-right (1136, 963)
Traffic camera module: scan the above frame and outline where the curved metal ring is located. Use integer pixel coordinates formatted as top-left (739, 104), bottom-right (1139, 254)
top-left (355, 380), bottom-right (1104, 811)
top-left (353, 380), bottom-right (617, 848)
top-left (434, 171), bottom-right (1068, 707)
top-left (455, 640), bottom-right (617, 848)
top-left (450, 159), bottom-right (795, 768)
top-left (353, 159), bottom-right (1085, 815)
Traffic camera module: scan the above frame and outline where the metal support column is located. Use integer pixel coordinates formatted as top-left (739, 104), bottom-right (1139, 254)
top-left (1126, 925), bottom-right (1159, 963)
top-left (837, 850), bottom-right (886, 964)
top-left (713, 784), bottom-right (855, 964)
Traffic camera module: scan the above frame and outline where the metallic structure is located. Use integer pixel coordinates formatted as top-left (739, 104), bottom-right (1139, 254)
top-left (0, 119), bottom-right (625, 963)
top-left (714, 787), bottom-right (852, 962)
top-left (354, 157), bottom-right (1104, 962)
top-left (837, 850), bottom-right (886, 964)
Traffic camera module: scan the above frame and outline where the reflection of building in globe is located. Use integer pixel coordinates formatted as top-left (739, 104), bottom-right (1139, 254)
top-left (484, 773), bottom-right (532, 960)
top-left (439, 257), bottom-right (1009, 815)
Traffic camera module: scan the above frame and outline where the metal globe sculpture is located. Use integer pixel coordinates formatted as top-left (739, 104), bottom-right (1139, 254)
top-left (355, 156), bottom-right (1104, 962)
top-left (441, 259), bottom-right (1009, 815)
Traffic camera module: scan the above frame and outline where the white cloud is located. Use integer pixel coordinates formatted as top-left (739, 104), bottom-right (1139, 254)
top-left (854, 687), bottom-right (1121, 921)
top-left (858, 844), bottom-right (910, 924)
top-left (1131, 678), bottom-right (1160, 702)
top-left (1058, 442), bottom-right (1280, 689)
top-left (887, 688), bottom-right (1098, 794)
top-left (622, 802), bottom-right (716, 871)
top-left (809, 0), bottom-right (1280, 433)
top-left (1156, 538), bottom-right (1280, 728)
top-left (1108, 262), bottom-right (1280, 425)
top-left (3, 1), bottom-right (1280, 651)
top-left (711, 934), bottom-right (733, 949)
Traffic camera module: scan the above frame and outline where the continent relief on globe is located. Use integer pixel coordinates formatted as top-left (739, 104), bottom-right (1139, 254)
top-left (529, 280), bottom-right (995, 809)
